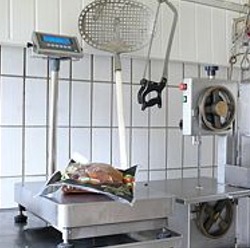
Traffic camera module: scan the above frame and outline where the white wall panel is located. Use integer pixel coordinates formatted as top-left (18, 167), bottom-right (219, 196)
top-left (0, 0), bottom-right (247, 65)
top-left (0, 0), bottom-right (9, 41)
top-left (35, 0), bottom-right (59, 34)
top-left (211, 8), bottom-right (227, 66)
top-left (161, 0), bottom-right (180, 61)
top-left (10, 0), bottom-right (34, 42)
top-left (195, 5), bottom-right (212, 63)
top-left (1, 128), bottom-right (22, 176)
top-left (179, 2), bottom-right (197, 62)
top-left (59, 0), bottom-right (82, 38)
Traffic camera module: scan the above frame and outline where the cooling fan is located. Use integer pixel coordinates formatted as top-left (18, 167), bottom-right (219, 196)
top-left (182, 77), bottom-right (237, 136)
top-left (198, 86), bottom-right (236, 133)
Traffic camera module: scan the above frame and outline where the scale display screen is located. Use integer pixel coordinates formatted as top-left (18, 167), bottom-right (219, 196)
top-left (33, 31), bottom-right (83, 59)
top-left (42, 35), bottom-right (72, 45)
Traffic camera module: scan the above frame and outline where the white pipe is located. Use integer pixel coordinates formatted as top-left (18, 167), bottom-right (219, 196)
top-left (48, 66), bottom-right (59, 176)
top-left (115, 70), bottom-right (128, 170)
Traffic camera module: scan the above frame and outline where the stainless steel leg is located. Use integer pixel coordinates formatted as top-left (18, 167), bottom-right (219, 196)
top-left (234, 199), bottom-right (239, 248)
top-left (57, 228), bottom-right (74, 248)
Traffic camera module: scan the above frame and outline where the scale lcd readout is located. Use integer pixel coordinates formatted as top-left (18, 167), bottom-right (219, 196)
top-left (42, 35), bottom-right (72, 45)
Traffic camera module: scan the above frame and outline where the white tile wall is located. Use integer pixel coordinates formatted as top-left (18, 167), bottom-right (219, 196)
top-left (168, 61), bottom-right (183, 86)
top-left (94, 56), bottom-right (112, 82)
top-left (0, 45), bottom-right (222, 208)
top-left (25, 128), bottom-right (46, 175)
top-left (26, 52), bottom-right (47, 77)
top-left (167, 129), bottom-right (182, 169)
top-left (92, 128), bottom-right (111, 163)
top-left (1, 46), bottom-right (23, 75)
top-left (150, 129), bottom-right (166, 169)
top-left (131, 129), bottom-right (149, 171)
top-left (58, 80), bottom-right (70, 126)
top-left (25, 79), bottom-right (47, 126)
top-left (56, 128), bottom-right (70, 171)
top-left (1, 77), bottom-right (23, 125)
top-left (0, 178), bottom-right (20, 208)
top-left (71, 82), bottom-right (91, 126)
top-left (183, 136), bottom-right (198, 167)
top-left (1, 128), bottom-right (22, 176)
top-left (92, 83), bottom-right (112, 126)
top-left (71, 128), bottom-right (91, 160)
top-left (72, 54), bottom-right (91, 81)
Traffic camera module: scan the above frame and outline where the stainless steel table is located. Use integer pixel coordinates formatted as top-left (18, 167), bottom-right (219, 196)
top-left (148, 177), bottom-right (250, 248)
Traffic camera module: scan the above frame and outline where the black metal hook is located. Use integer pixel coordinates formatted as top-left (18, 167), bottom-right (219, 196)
top-left (138, 77), bottom-right (167, 111)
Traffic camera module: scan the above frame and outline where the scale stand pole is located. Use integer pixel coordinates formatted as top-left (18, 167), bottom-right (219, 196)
top-left (48, 58), bottom-right (60, 176)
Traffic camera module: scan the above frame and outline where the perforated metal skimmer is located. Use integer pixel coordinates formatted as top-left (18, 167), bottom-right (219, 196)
top-left (78, 0), bottom-right (152, 54)
top-left (78, 0), bottom-right (153, 169)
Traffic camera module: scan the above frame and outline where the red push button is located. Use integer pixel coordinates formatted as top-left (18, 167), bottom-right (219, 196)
top-left (179, 83), bottom-right (187, 91)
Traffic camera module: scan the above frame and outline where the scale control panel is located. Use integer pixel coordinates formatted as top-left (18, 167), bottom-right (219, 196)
top-left (32, 31), bottom-right (83, 59)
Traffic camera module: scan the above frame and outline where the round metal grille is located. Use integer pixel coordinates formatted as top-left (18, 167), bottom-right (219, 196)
top-left (78, 0), bottom-right (153, 54)
top-left (198, 86), bottom-right (236, 132)
top-left (196, 200), bottom-right (234, 239)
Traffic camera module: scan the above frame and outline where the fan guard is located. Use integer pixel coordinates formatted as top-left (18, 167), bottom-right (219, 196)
top-left (198, 86), bottom-right (236, 133)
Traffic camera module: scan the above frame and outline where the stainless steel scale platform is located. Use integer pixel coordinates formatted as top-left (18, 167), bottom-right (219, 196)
top-left (14, 180), bottom-right (181, 248)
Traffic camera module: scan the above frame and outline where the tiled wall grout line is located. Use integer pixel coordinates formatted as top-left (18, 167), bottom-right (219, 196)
top-left (147, 60), bottom-right (151, 181)
top-left (68, 59), bottom-right (73, 159)
top-left (89, 54), bottom-right (94, 162)
top-left (21, 48), bottom-right (26, 184)
top-left (129, 58), bottom-right (133, 168)
top-left (110, 57), bottom-right (114, 165)
top-left (181, 62), bottom-right (185, 179)
top-left (45, 58), bottom-right (50, 178)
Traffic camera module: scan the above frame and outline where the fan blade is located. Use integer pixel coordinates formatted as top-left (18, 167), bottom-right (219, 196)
top-left (212, 89), bottom-right (221, 103)
top-left (213, 115), bottom-right (222, 129)
top-left (205, 106), bottom-right (213, 114)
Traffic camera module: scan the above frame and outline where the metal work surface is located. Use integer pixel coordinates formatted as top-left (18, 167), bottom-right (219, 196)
top-left (0, 210), bottom-right (181, 248)
top-left (147, 177), bottom-right (250, 204)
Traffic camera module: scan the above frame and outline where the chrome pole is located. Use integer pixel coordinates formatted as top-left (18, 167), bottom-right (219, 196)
top-left (48, 59), bottom-right (60, 176)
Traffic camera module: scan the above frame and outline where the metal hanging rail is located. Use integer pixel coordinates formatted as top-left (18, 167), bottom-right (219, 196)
top-left (181, 0), bottom-right (247, 13)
